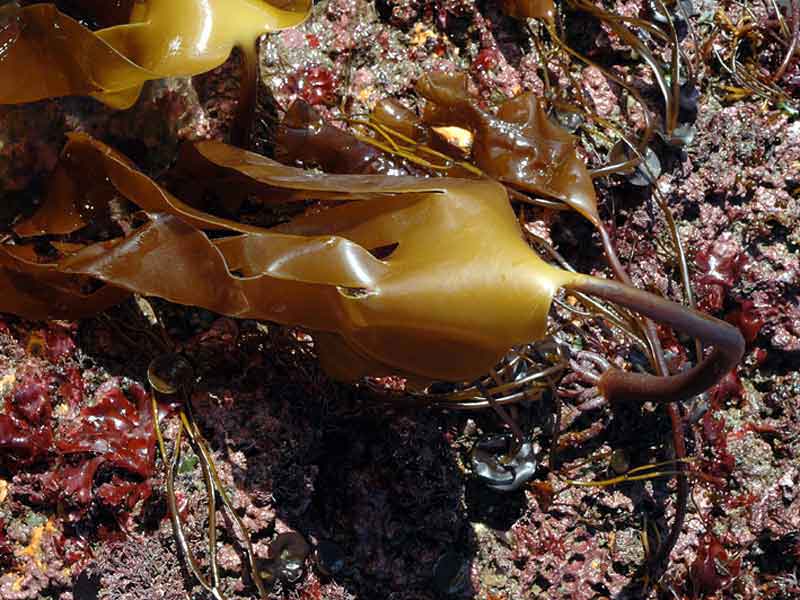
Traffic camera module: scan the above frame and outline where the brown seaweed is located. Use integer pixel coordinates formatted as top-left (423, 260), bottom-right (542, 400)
top-left (53, 0), bottom-right (136, 28)
top-left (275, 99), bottom-right (417, 176)
top-left (278, 98), bottom-right (478, 178)
top-left (0, 0), bottom-right (310, 109)
top-left (277, 75), bottom-right (598, 218)
top-left (500, 0), bottom-right (556, 21)
top-left (416, 72), bottom-right (600, 225)
top-left (0, 244), bottom-right (128, 320)
top-left (5, 135), bottom-right (742, 406)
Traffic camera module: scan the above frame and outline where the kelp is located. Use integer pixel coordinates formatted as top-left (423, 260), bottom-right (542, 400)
top-left (9, 134), bottom-right (573, 382)
top-left (366, 76), bottom-right (690, 378)
top-left (0, 258), bottom-right (126, 320)
top-left (563, 0), bottom-right (684, 141)
top-left (0, 0), bottom-right (748, 592)
top-left (415, 72), bottom-right (601, 226)
top-left (499, 2), bottom-right (701, 576)
top-left (501, 0), bottom-right (556, 21)
top-left (370, 98), bottom-right (426, 143)
top-left (494, 3), bottom-right (700, 575)
top-left (5, 135), bottom-right (743, 406)
top-left (0, 243), bottom-right (129, 320)
top-left (51, 0), bottom-right (136, 28)
top-left (0, 0), bottom-right (310, 109)
top-left (286, 73), bottom-right (600, 221)
top-left (705, 1), bottom-right (798, 111)
top-left (2, 134), bottom-right (744, 594)
top-left (287, 76), bottom-right (666, 379)
top-left (275, 99), bottom-right (417, 176)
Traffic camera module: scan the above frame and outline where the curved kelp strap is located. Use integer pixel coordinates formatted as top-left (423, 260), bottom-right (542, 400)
top-left (567, 276), bottom-right (744, 405)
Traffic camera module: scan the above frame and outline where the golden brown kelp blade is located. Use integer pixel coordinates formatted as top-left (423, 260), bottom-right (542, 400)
top-left (501, 0), bottom-right (555, 21)
top-left (0, 0), bottom-right (311, 108)
top-left (0, 4), bottom-right (155, 106)
top-left (370, 98), bottom-right (427, 142)
top-left (412, 72), bottom-right (668, 386)
top-left (275, 99), bottom-right (416, 175)
top-left (272, 79), bottom-right (597, 224)
top-left (56, 0), bottom-right (136, 28)
top-left (13, 163), bottom-right (87, 237)
top-left (11, 134), bottom-right (575, 382)
top-left (89, 138), bottom-right (745, 400)
top-left (176, 137), bottom-right (445, 203)
top-left (5, 136), bottom-right (742, 402)
top-left (415, 72), bottom-right (602, 226)
top-left (275, 99), bottom-right (479, 178)
top-left (0, 245), bottom-right (128, 320)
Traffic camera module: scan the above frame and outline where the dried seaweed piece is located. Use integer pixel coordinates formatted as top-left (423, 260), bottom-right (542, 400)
top-left (0, 0), bottom-right (310, 108)
top-left (416, 72), bottom-right (601, 226)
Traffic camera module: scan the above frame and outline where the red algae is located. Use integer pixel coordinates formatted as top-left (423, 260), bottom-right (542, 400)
top-left (701, 410), bottom-right (736, 480)
top-left (3, 366), bottom-right (156, 518)
top-left (50, 456), bottom-right (105, 507)
top-left (710, 370), bottom-right (745, 407)
top-left (694, 233), bottom-right (747, 312)
top-left (726, 301), bottom-right (766, 345)
top-left (58, 381), bottom-right (155, 477)
top-left (0, 376), bottom-right (54, 468)
top-left (695, 235), bottom-right (746, 288)
top-left (57, 366), bottom-right (84, 408)
top-left (49, 380), bottom-right (156, 510)
top-left (285, 65), bottom-right (338, 107)
top-left (690, 533), bottom-right (741, 597)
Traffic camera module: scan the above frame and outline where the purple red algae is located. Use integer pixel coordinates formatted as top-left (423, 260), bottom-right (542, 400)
top-left (1, 0), bottom-right (800, 598)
